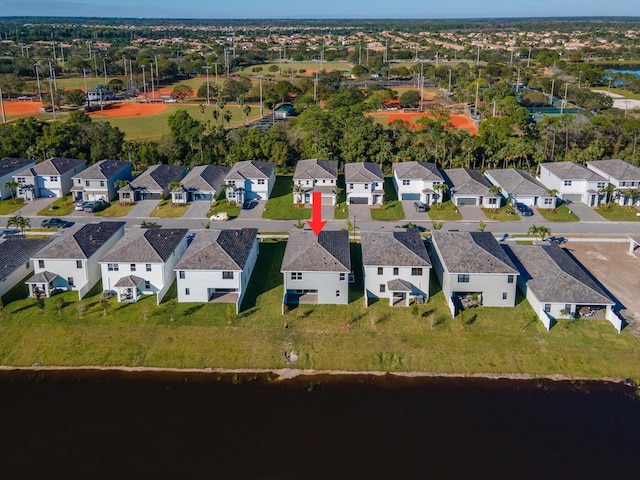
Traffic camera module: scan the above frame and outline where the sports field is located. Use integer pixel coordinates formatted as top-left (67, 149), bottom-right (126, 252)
top-left (237, 61), bottom-right (353, 77)
top-left (369, 110), bottom-right (478, 135)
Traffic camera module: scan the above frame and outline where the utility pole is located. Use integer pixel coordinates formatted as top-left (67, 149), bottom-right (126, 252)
top-left (448, 68), bottom-right (452, 98)
top-left (420, 61), bottom-right (424, 112)
top-left (102, 57), bottom-right (107, 83)
top-left (0, 87), bottom-right (6, 124)
top-left (550, 78), bottom-right (555, 105)
top-left (561, 82), bottom-right (568, 115)
top-left (474, 80), bottom-right (479, 112)
top-left (141, 65), bottom-right (147, 102)
top-left (60, 44), bottom-right (64, 63)
top-left (476, 45), bottom-right (480, 67)
top-left (258, 74), bottom-right (264, 118)
top-left (150, 62), bottom-right (155, 100)
top-left (527, 45), bottom-right (532, 68)
top-left (123, 56), bottom-right (127, 78)
top-left (154, 55), bottom-right (159, 85)
top-left (34, 63), bottom-right (42, 101)
top-left (99, 87), bottom-right (104, 122)
top-left (578, 70), bottom-right (583, 89)
top-left (48, 75), bottom-right (56, 121)
top-left (516, 68), bottom-right (521, 95)
top-left (320, 42), bottom-right (324, 71)
top-left (129, 58), bottom-right (133, 94)
top-left (204, 65), bottom-right (211, 105)
top-left (313, 71), bottom-right (318, 103)
top-left (83, 69), bottom-right (89, 106)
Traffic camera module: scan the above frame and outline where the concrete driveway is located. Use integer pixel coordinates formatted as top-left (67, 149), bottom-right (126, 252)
top-left (401, 201), bottom-right (429, 222)
top-left (565, 202), bottom-right (607, 222)
top-left (347, 203), bottom-right (372, 221)
top-left (457, 206), bottom-right (485, 222)
top-left (126, 200), bottom-right (159, 218)
top-left (237, 200), bottom-right (266, 220)
top-left (183, 201), bottom-right (212, 220)
top-left (14, 198), bottom-right (54, 217)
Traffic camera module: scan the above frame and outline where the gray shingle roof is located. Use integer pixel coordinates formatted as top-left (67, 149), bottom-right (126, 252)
top-left (0, 158), bottom-right (35, 177)
top-left (444, 168), bottom-right (494, 196)
top-left (180, 165), bottom-right (230, 193)
top-left (25, 270), bottom-right (59, 284)
top-left (361, 231), bottom-right (431, 267)
top-left (114, 275), bottom-right (144, 288)
top-left (100, 228), bottom-right (188, 263)
top-left (293, 159), bottom-right (338, 180)
top-left (0, 237), bottom-right (51, 281)
top-left (344, 162), bottom-right (383, 183)
top-left (506, 244), bottom-right (613, 305)
top-left (175, 229), bottom-right (258, 271)
top-left (225, 160), bottom-right (274, 181)
top-left (486, 168), bottom-right (549, 197)
top-left (394, 161), bottom-right (444, 182)
top-left (281, 229), bottom-right (351, 273)
top-left (587, 159), bottom-right (640, 182)
top-left (387, 278), bottom-right (412, 292)
top-left (72, 160), bottom-right (131, 180)
top-left (16, 157), bottom-right (85, 177)
top-left (540, 162), bottom-right (606, 181)
top-left (130, 164), bottom-right (186, 192)
top-left (36, 222), bottom-right (125, 260)
top-left (431, 231), bottom-right (518, 275)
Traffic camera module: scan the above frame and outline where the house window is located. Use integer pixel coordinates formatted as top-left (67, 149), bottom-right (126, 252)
top-left (563, 180), bottom-right (572, 186)
top-left (144, 280), bottom-right (150, 290)
top-left (349, 184), bottom-right (354, 189)
top-left (336, 290), bottom-right (340, 297)
top-left (621, 181), bottom-right (627, 187)
top-left (364, 184), bottom-right (369, 190)
top-left (502, 292), bottom-right (507, 300)
top-left (339, 273), bottom-right (346, 281)
top-left (50, 176), bottom-right (58, 182)
top-left (185, 288), bottom-right (190, 296)
top-left (257, 179), bottom-right (265, 185)
top-left (291, 272), bottom-right (302, 280)
top-left (380, 284), bottom-right (386, 293)
top-left (68, 277), bottom-right (74, 286)
top-left (487, 197), bottom-right (497, 205)
top-left (146, 264), bottom-right (152, 272)
top-left (565, 304), bottom-right (571, 311)
top-left (77, 179), bottom-right (81, 184)
top-left (38, 260), bottom-right (45, 269)
top-left (130, 264), bottom-right (136, 272)
top-left (411, 268), bottom-right (422, 276)
top-left (179, 271), bottom-right (185, 279)
top-left (322, 179), bottom-right (326, 184)
top-left (631, 182), bottom-right (636, 187)
top-left (76, 260), bottom-right (82, 269)
top-left (108, 263), bottom-right (119, 271)
top-left (306, 180), bottom-right (310, 185)
top-left (377, 267), bottom-right (383, 275)
top-left (25, 260), bottom-right (29, 268)
top-left (402, 179), bottom-right (410, 186)
top-left (544, 198), bottom-right (553, 205)
top-left (393, 267), bottom-right (399, 275)
top-left (222, 271), bottom-right (234, 279)
top-left (544, 304), bottom-right (551, 313)
top-left (100, 181), bottom-right (105, 187)
top-left (508, 275), bottom-right (514, 284)
top-left (17, 177), bottom-right (25, 183)
top-left (85, 180), bottom-right (90, 187)
top-left (458, 274), bottom-right (470, 283)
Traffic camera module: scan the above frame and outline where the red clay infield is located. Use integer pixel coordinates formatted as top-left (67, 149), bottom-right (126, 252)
top-left (370, 110), bottom-right (478, 135)
top-left (2, 101), bottom-right (45, 115)
top-left (87, 102), bottom-right (167, 118)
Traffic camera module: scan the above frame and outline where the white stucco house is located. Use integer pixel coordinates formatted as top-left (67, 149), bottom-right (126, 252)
top-left (538, 162), bottom-right (607, 207)
top-left (14, 157), bottom-right (86, 200)
top-left (444, 167), bottom-right (501, 208)
top-left (174, 228), bottom-right (259, 313)
top-left (506, 243), bottom-right (623, 332)
top-left (281, 229), bottom-right (351, 307)
top-left (224, 160), bottom-right (276, 204)
top-left (587, 159), bottom-right (640, 206)
top-left (170, 165), bottom-right (230, 205)
top-left (393, 161), bottom-right (445, 205)
top-left (25, 222), bottom-right (126, 300)
top-left (0, 157), bottom-right (36, 200)
top-left (71, 159), bottom-right (133, 202)
top-left (118, 164), bottom-right (187, 204)
top-left (292, 159), bottom-right (339, 206)
top-left (430, 231), bottom-right (519, 315)
top-left (361, 230), bottom-right (431, 307)
top-left (345, 162), bottom-right (384, 205)
top-left (100, 228), bottom-right (189, 305)
top-left (485, 168), bottom-right (557, 209)
top-left (0, 237), bottom-right (51, 298)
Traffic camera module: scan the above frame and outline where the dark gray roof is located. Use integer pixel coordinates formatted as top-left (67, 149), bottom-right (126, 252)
top-left (293, 159), bottom-right (338, 180)
top-left (361, 231), bottom-right (431, 267)
top-left (394, 161), bottom-right (444, 182)
top-left (387, 278), bottom-right (412, 292)
top-left (175, 229), bottom-right (258, 271)
top-left (506, 244), bottom-right (613, 305)
top-left (16, 157), bottom-right (85, 177)
top-left (114, 275), bottom-right (144, 288)
top-left (431, 231), bottom-right (518, 275)
top-left (36, 222), bottom-right (125, 260)
top-left (180, 165), bottom-right (230, 193)
top-left (0, 237), bottom-right (51, 281)
top-left (0, 158), bottom-right (35, 177)
top-left (225, 160), bottom-right (274, 181)
top-left (25, 270), bottom-right (59, 284)
top-left (587, 159), bottom-right (640, 182)
top-left (101, 228), bottom-right (188, 263)
top-left (444, 168), bottom-right (494, 197)
top-left (281, 229), bottom-right (351, 273)
top-left (344, 162), bottom-right (383, 183)
top-left (486, 168), bottom-right (549, 197)
top-left (540, 162), bottom-right (606, 181)
top-left (130, 164), bottom-right (186, 192)
top-left (72, 160), bottom-right (131, 180)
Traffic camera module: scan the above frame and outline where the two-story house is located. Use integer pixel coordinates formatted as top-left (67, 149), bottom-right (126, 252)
top-left (175, 228), bottom-right (259, 312)
top-left (281, 229), bottom-right (351, 306)
top-left (485, 168), bottom-right (557, 209)
top-left (0, 236), bottom-right (51, 298)
top-left (0, 157), bottom-right (36, 199)
top-left (393, 161), bottom-right (445, 205)
top-left (292, 159), bottom-right (339, 206)
top-left (25, 222), bottom-right (125, 299)
top-left (170, 165), bottom-right (230, 204)
top-left (118, 164), bottom-right (187, 204)
top-left (443, 167), bottom-right (501, 208)
top-left (587, 159), bottom-right (640, 206)
top-left (14, 157), bottom-right (86, 200)
top-left (538, 162), bottom-right (607, 207)
top-left (345, 162), bottom-right (384, 205)
top-left (361, 230), bottom-right (431, 307)
top-left (70, 160), bottom-right (132, 202)
top-left (224, 160), bottom-right (276, 204)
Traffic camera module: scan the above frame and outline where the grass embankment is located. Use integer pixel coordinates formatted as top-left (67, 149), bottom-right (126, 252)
top-left (1, 240), bottom-right (639, 379)
top-left (263, 176), bottom-right (311, 220)
top-left (94, 201), bottom-right (135, 218)
top-left (536, 204), bottom-right (580, 222)
top-left (595, 204), bottom-right (640, 222)
top-left (428, 200), bottom-right (463, 221)
top-left (482, 205), bottom-right (520, 221)
top-left (38, 195), bottom-right (75, 216)
top-left (0, 198), bottom-right (24, 215)
top-left (149, 200), bottom-right (188, 218)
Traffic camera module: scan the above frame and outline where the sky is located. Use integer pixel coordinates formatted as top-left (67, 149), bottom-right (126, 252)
top-left (1, 0), bottom-right (639, 19)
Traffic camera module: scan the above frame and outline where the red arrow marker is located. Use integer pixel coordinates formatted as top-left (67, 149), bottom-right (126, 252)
top-left (307, 191), bottom-right (327, 236)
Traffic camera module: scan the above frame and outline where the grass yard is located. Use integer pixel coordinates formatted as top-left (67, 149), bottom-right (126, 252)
top-left (149, 200), bottom-right (188, 218)
top-left (94, 201), bottom-right (135, 218)
top-left (0, 239), bottom-right (639, 380)
top-left (206, 200), bottom-right (241, 220)
top-left (428, 200), bottom-right (463, 221)
top-left (371, 200), bottom-right (405, 220)
top-left (334, 202), bottom-right (349, 220)
top-left (37, 195), bottom-right (75, 216)
top-left (237, 61), bottom-right (353, 77)
top-left (536, 204), bottom-right (580, 222)
top-left (482, 205), bottom-right (520, 221)
top-left (263, 176), bottom-right (311, 220)
top-left (595, 203), bottom-right (640, 221)
top-left (0, 198), bottom-right (25, 215)
top-left (605, 87), bottom-right (640, 101)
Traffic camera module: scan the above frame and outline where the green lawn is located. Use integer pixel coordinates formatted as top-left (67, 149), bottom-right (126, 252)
top-left (0, 198), bottom-right (25, 215)
top-left (371, 200), bottom-right (405, 220)
top-left (482, 205), bottom-right (520, 221)
top-left (428, 200), bottom-right (463, 221)
top-left (263, 176), bottom-right (311, 220)
top-left (37, 195), bottom-right (75, 216)
top-left (149, 200), bottom-right (188, 218)
top-left (605, 87), bottom-right (640, 100)
top-left (0, 239), bottom-right (639, 380)
top-left (237, 61), bottom-right (353, 77)
top-left (536, 204), bottom-right (580, 222)
top-left (94, 201), bottom-right (135, 218)
top-left (206, 199), bottom-right (241, 220)
top-left (334, 202), bottom-right (349, 220)
top-left (595, 203), bottom-right (640, 221)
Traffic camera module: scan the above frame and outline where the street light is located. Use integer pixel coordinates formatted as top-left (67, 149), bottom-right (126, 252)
top-left (34, 63), bottom-right (42, 101)
top-left (204, 65), bottom-right (212, 105)
top-left (141, 65), bottom-right (147, 102)
top-left (258, 74), bottom-right (264, 118)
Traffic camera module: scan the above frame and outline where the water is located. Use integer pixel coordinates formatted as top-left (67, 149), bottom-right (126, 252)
top-left (0, 370), bottom-right (638, 479)
top-left (610, 69), bottom-right (640, 78)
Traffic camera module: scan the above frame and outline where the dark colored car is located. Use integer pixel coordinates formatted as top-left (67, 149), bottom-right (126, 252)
top-left (242, 200), bottom-right (257, 210)
top-left (547, 236), bottom-right (568, 245)
top-left (414, 201), bottom-right (427, 212)
top-left (0, 229), bottom-right (20, 237)
top-left (41, 218), bottom-right (72, 228)
top-left (515, 203), bottom-right (533, 216)
top-left (83, 199), bottom-right (108, 213)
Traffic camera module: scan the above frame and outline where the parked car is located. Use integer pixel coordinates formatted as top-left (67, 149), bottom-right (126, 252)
top-left (547, 236), bottom-right (568, 245)
top-left (210, 212), bottom-right (229, 221)
top-left (83, 199), bottom-right (108, 213)
top-left (75, 201), bottom-right (90, 211)
top-left (515, 203), bottom-right (533, 216)
top-left (242, 200), bottom-right (257, 210)
top-left (41, 218), bottom-right (72, 228)
top-left (414, 201), bottom-right (427, 212)
top-left (0, 229), bottom-right (20, 237)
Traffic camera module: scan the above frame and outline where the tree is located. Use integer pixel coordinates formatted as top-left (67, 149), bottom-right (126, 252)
top-left (7, 214), bottom-right (30, 234)
top-left (433, 183), bottom-right (449, 207)
top-left (4, 180), bottom-right (19, 204)
top-left (528, 224), bottom-right (551, 242)
top-left (598, 183), bottom-right (617, 208)
top-left (168, 182), bottom-right (183, 205)
top-left (64, 89), bottom-right (86, 107)
top-left (172, 84), bottom-right (193, 102)
top-left (398, 90), bottom-right (421, 108)
top-left (477, 220), bottom-right (487, 232)
top-left (241, 104), bottom-right (251, 125)
top-left (223, 109), bottom-right (233, 126)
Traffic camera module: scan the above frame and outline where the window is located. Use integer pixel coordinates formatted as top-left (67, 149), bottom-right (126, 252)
top-left (76, 260), bottom-right (82, 269)
top-left (25, 260), bottom-right (29, 268)
top-left (339, 273), bottom-right (346, 281)
top-left (322, 179), bottom-right (326, 184)
top-left (68, 277), bottom-right (74, 286)
top-left (85, 180), bottom-right (90, 187)
top-left (544, 304), bottom-right (551, 313)
top-left (380, 284), bottom-right (386, 293)
top-left (349, 183), bottom-right (354, 190)
top-left (411, 268), bottom-right (423, 276)
top-left (393, 267), bottom-right (399, 275)
top-left (306, 180), bottom-right (310, 185)
top-left (100, 181), bottom-right (105, 187)
top-left (222, 271), bottom-right (234, 279)
top-left (621, 181), bottom-right (627, 187)
top-left (257, 179), bottom-right (265, 185)
top-left (17, 177), bottom-right (25, 183)
top-left (377, 267), bottom-right (383, 275)
top-left (563, 180), bottom-right (572, 186)
top-left (108, 263), bottom-right (119, 271)
top-left (364, 184), bottom-right (369, 190)
top-left (144, 280), bottom-right (150, 290)
top-left (130, 264), bottom-right (136, 272)
top-left (565, 304), bottom-right (571, 311)
top-left (502, 292), bottom-right (507, 300)
top-left (179, 271), bottom-right (185, 279)
top-left (458, 274), bottom-right (470, 283)
top-left (632, 182), bottom-right (636, 187)
top-left (50, 176), bottom-right (58, 182)
top-left (77, 179), bottom-right (81, 184)
top-left (507, 275), bottom-right (514, 284)
top-left (291, 272), bottom-right (302, 280)
top-left (185, 288), bottom-right (190, 296)
top-left (336, 290), bottom-right (340, 297)
top-left (487, 197), bottom-right (497, 205)
top-left (174, 193), bottom-right (183, 200)
top-left (38, 260), bottom-right (45, 269)
top-left (597, 182), bottom-right (606, 188)
top-left (146, 264), bottom-right (152, 272)
top-left (402, 179), bottom-right (410, 186)
top-left (544, 198), bottom-right (554, 205)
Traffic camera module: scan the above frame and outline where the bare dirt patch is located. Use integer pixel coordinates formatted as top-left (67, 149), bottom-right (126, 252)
top-left (87, 102), bottom-right (167, 118)
top-left (369, 110), bottom-right (478, 135)
top-left (3, 100), bottom-right (44, 115)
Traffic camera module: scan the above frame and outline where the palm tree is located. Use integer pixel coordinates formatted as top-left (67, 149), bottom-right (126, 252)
top-left (528, 224), bottom-right (551, 242)
top-left (598, 184), bottom-right (617, 208)
top-left (168, 182), bottom-right (183, 206)
top-left (433, 183), bottom-right (449, 209)
top-left (7, 214), bottom-right (30, 235)
top-left (114, 179), bottom-right (129, 190)
top-left (223, 109), bottom-right (233, 126)
top-left (477, 220), bottom-right (487, 232)
top-left (545, 188), bottom-right (559, 211)
top-left (489, 185), bottom-right (502, 211)
top-left (3, 180), bottom-right (19, 204)
top-left (623, 188), bottom-right (640, 208)
top-left (292, 182), bottom-right (303, 204)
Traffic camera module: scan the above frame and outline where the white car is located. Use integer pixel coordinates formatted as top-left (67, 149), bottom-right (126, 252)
top-left (210, 212), bottom-right (229, 221)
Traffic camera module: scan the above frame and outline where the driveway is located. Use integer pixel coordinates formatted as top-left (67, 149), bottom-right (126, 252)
top-left (401, 201), bottom-right (429, 222)
top-left (347, 203), bottom-right (372, 221)
top-left (183, 201), bottom-right (212, 220)
top-left (565, 202), bottom-right (607, 222)
top-left (457, 206), bottom-right (485, 222)
top-left (126, 200), bottom-right (159, 218)
top-left (237, 200), bottom-right (266, 220)
top-left (14, 198), bottom-right (53, 217)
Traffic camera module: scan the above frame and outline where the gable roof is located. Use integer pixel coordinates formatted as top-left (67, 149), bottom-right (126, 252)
top-left (180, 165), bottom-right (230, 192)
top-left (345, 162), bottom-right (383, 183)
top-left (100, 228), bottom-right (188, 263)
top-left (72, 160), bottom-right (131, 180)
top-left (35, 222), bottom-right (125, 260)
top-left (394, 161), bottom-right (444, 182)
top-left (540, 162), bottom-right (606, 182)
top-left (225, 160), bottom-right (274, 181)
top-left (293, 159), bottom-right (338, 180)
top-left (130, 164), bottom-right (186, 192)
top-left (175, 229), bottom-right (258, 271)
top-left (506, 244), bottom-right (613, 305)
top-left (281, 229), bottom-right (351, 273)
top-left (0, 157), bottom-right (35, 177)
top-left (361, 231), bottom-right (431, 267)
top-left (15, 157), bottom-right (85, 177)
top-left (486, 168), bottom-right (549, 197)
top-left (444, 168), bottom-right (494, 196)
top-left (0, 237), bottom-right (51, 281)
top-left (587, 159), bottom-right (640, 182)
top-left (431, 231), bottom-right (518, 275)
